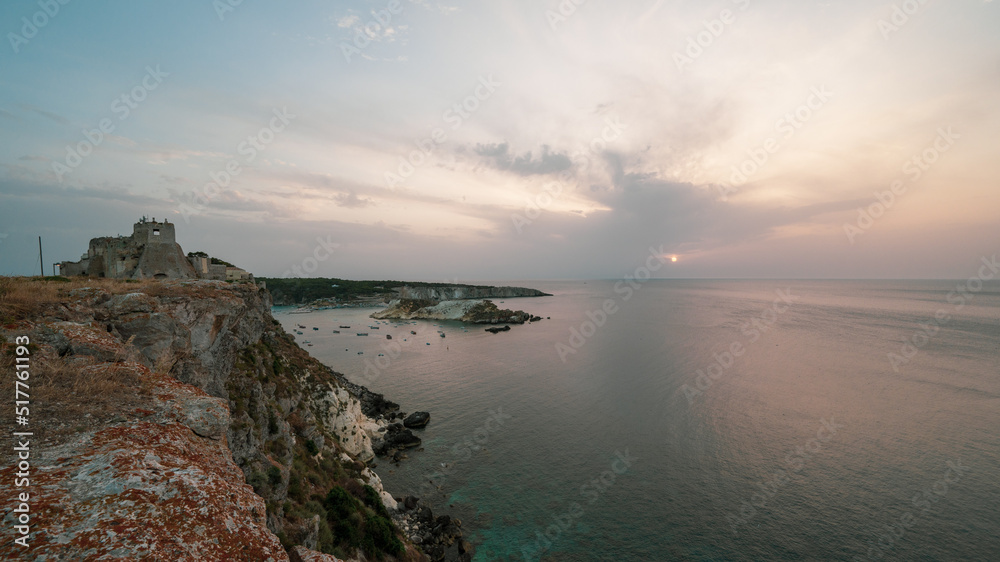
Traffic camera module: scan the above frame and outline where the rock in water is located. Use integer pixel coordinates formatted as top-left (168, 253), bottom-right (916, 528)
top-left (403, 411), bottom-right (431, 429)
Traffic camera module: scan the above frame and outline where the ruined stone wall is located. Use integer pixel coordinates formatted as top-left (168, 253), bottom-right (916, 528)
top-left (134, 239), bottom-right (197, 280)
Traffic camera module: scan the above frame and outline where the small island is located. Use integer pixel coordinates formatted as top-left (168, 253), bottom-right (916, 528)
top-left (372, 298), bottom-right (543, 324)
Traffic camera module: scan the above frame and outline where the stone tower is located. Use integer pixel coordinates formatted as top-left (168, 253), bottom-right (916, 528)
top-left (58, 217), bottom-right (199, 280)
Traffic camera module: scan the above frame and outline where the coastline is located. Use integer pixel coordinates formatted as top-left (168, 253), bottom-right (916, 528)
top-left (0, 277), bottom-right (472, 561)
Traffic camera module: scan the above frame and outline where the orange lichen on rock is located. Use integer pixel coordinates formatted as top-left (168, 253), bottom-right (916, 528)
top-left (0, 375), bottom-right (288, 560)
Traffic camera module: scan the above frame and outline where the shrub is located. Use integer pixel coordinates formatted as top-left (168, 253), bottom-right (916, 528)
top-left (268, 465), bottom-right (283, 487)
top-left (305, 439), bottom-right (319, 456)
top-left (363, 485), bottom-right (390, 519)
top-left (248, 471), bottom-right (267, 494)
top-left (363, 514), bottom-right (404, 558)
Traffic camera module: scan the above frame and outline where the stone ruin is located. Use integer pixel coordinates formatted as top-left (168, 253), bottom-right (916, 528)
top-left (57, 217), bottom-right (250, 281)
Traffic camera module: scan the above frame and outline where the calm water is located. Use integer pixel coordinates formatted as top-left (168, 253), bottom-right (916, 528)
top-left (276, 280), bottom-right (1000, 561)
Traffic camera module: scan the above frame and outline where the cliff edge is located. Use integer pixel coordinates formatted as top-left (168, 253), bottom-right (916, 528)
top-left (0, 277), bottom-right (468, 561)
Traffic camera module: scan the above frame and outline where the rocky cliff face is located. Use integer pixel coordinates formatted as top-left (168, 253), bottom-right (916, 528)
top-left (394, 285), bottom-right (549, 300)
top-left (0, 278), bottom-right (465, 561)
top-left (372, 298), bottom-right (540, 325)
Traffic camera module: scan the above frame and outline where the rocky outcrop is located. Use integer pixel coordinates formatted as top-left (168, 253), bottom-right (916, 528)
top-left (0, 278), bottom-right (468, 561)
top-left (373, 423), bottom-right (423, 458)
top-left (0, 335), bottom-right (287, 559)
top-left (394, 285), bottom-right (549, 300)
top-left (372, 299), bottom-right (536, 324)
top-left (394, 499), bottom-right (467, 560)
top-left (403, 411), bottom-right (430, 429)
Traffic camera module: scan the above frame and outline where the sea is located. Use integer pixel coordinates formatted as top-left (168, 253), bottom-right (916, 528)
top-left (275, 280), bottom-right (1000, 561)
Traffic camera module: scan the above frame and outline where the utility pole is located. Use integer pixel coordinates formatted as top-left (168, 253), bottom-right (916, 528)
top-left (38, 236), bottom-right (44, 277)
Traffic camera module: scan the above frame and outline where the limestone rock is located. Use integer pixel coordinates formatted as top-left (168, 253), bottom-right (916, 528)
top-left (403, 411), bottom-right (431, 429)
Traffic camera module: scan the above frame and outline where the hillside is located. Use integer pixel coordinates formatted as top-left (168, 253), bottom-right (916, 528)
top-left (259, 278), bottom-right (549, 306)
top-left (0, 277), bottom-right (469, 561)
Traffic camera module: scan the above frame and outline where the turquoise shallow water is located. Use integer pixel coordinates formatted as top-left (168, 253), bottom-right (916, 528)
top-left (276, 280), bottom-right (1000, 561)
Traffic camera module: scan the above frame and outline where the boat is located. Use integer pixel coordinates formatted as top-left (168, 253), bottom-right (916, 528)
top-left (386, 334), bottom-right (392, 340)
top-left (369, 326), bottom-right (380, 330)
top-left (410, 330), bottom-right (416, 335)
top-left (426, 342), bottom-right (431, 345)
top-left (312, 327), bottom-right (319, 331)
top-left (440, 333), bottom-right (445, 338)
top-left (357, 351), bottom-right (363, 355)
top-left (297, 324), bottom-right (306, 329)
top-left (290, 308), bottom-right (313, 314)
top-left (339, 325), bottom-right (351, 329)
top-left (332, 330), bottom-right (340, 334)
top-left (357, 333), bottom-right (369, 336)
top-left (302, 340), bottom-right (311, 344)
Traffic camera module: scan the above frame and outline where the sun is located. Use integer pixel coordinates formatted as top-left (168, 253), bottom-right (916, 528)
top-left (671, 256), bottom-right (678, 263)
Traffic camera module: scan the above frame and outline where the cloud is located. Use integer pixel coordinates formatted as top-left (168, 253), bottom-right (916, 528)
top-left (19, 104), bottom-right (70, 125)
top-left (474, 143), bottom-right (573, 176)
top-left (335, 14), bottom-right (359, 28)
top-left (333, 190), bottom-right (375, 208)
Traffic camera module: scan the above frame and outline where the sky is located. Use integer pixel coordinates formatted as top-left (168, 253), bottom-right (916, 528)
top-left (0, 0), bottom-right (998, 280)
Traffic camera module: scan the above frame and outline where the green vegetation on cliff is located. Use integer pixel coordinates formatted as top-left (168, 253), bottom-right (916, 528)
top-left (259, 278), bottom-right (492, 306)
top-left (0, 277), bottom-right (424, 561)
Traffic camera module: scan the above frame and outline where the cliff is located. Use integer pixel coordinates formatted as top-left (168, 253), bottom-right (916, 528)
top-left (261, 278), bottom-right (549, 307)
top-left (0, 277), bottom-right (468, 561)
top-left (393, 285), bottom-right (549, 301)
top-left (372, 299), bottom-right (541, 324)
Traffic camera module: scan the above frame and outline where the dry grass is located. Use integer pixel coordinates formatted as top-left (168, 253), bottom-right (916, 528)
top-left (0, 275), bottom-right (254, 325)
top-left (0, 343), bottom-right (155, 445)
top-left (0, 277), bottom-right (168, 444)
top-left (0, 276), bottom-right (66, 323)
